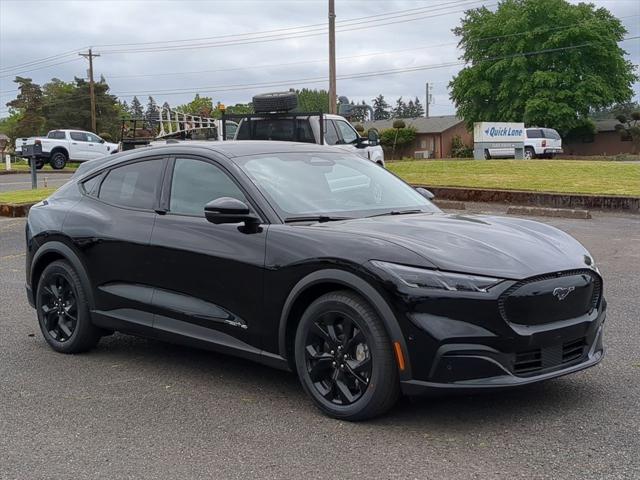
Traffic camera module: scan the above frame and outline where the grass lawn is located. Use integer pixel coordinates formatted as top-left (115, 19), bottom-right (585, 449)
top-left (9, 162), bottom-right (80, 172)
top-left (388, 160), bottom-right (640, 196)
top-left (0, 188), bottom-right (57, 204)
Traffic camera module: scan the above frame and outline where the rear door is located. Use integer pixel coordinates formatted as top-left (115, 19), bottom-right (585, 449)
top-left (63, 156), bottom-right (167, 334)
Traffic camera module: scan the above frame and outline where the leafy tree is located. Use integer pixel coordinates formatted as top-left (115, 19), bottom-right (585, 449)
top-left (615, 111), bottom-right (640, 153)
top-left (392, 97), bottom-right (407, 118)
top-left (592, 101), bottom-right (640, 120)
top-left (120, 100), bottom-right (131, 117)
top-left (449, 0), bottom-right (637, 134)
top-left (372, 94), bottom-right (391, 120)
top-left (130, 96), bottom-right (144, 118)
top-left (175, 94), bottom-right (214, 117)
top-left (296, 88), bottom-right (330, 113)
top-left (0, 111), bottom-right (23, 144)
top-left (6, 77), bottom-right (46, 138)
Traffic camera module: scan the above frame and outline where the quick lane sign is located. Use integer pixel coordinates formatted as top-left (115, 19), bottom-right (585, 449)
top-left (474, 122), bottom-right (525, 143)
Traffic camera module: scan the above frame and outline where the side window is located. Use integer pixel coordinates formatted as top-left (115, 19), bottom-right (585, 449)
top-left (87, 133), bottom-right (102, 143)
top-left (70, 132), bottom-right (87, 142)
top-left (169, 158), bottom-right (248, 216)
top-left (295, 119), bottom-right (315, 143)
top-left (543, 129), bottom-right (561, 140)
top-left (324, 120), bottom-right (340, 146)
top-left (334, 120), bottom-right (359, 144)
top-left (98, 160), bottom-right (164, 210)
top-left (81, 172), bottom-right (104, 196)
top-left (48, 131), bottom-right (65, 140)
top-left (526, 129), bottom-right (543, 139)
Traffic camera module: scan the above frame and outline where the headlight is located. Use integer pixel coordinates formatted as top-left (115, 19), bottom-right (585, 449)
top-left (372, 261), bottom-right (503, 293)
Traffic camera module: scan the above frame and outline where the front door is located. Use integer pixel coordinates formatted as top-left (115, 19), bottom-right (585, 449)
top-left (148, 156), bottom-right (267, 352)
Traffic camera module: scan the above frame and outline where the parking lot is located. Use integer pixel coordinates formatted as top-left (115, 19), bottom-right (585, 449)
top-left (1, 207), bottom-right (639, 480)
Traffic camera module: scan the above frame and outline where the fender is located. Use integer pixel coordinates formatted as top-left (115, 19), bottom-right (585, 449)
top-left (278, 268), bottom-right (412, 380)
top-left (30, 240), bottom-right (95, 309)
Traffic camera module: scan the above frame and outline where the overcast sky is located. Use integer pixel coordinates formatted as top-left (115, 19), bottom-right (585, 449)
top-left (1, 0), bottom-right (639, 117)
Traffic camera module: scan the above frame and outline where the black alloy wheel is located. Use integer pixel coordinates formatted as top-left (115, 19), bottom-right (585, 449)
top-left (40, 273), bottom-right (77, 342)
top-left (304, 311), bottom-right (373, 406)
top-left (50, 151), bottom-right (67, 170)
top-left (295, 291), bottom-right (400, 421)
top-left (36, 260), bottom-right (101, 353)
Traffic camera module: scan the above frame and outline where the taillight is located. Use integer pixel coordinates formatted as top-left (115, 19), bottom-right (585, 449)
top-left (542, 140), bottom-right (546, 147)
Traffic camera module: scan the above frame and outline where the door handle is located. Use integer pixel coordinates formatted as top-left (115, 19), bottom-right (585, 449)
top-left (71, 142), bottom-right (77, 145)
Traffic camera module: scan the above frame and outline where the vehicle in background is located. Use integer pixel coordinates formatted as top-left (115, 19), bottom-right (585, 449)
top-left (15, 130), bottom-right (119, 169)
top-left (486, 127), bottom-right (563, 159)
top-left (228, 92), bottom-right (385, 166)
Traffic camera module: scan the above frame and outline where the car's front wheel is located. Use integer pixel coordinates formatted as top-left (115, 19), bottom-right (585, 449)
top-left (294, 290), bottom-right (400, 421)
top-left (524, 147), bottom-right (536, 160)
top-left (36, 260), bottom-right (100, 353)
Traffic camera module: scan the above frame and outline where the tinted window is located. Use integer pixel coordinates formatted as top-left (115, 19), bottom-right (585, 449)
top-left (47, 131), bottom-right (65, 140)
top-left (335, 120), bottom-right (358, 144)
top-left (99, 160), bottom-right (164, 209)
top-left (170, 158), bottom-right (247, 216)
top-left (70, 132), bottom-right (87, 142)
top-left (542, 128), bottom-right (561, 140)
top-left (526, 129), bottom-right (543, 139)
top-left (82, 173), bottom-right (103, 196)
top-left (237, 119), bottom-right (295, 141)
top-left (324, 120), bottom-right (340, 145)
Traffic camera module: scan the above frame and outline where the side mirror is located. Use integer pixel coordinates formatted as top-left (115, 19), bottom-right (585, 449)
top-left (367, 129), bottom-right (379, 147)
top-left (416, 187), bottom-right (435, 200)
top-left (204, 197), bottom-right (258, 225)
top-left (99, 139), bottom-right (105, 143)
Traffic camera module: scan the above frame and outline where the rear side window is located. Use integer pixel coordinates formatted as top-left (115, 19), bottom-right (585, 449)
top-left (48, 131), bottom-right (66, 140)
top-left (81, 173), bottom-right (103, 196)
top-left (169, 158), bottom-right (247, 216)
top-left (98, 160), bottom-right (164, 210)
top-left (526, 129), bottom-right (543, 138)
top-left (542, 128), bottom-right (561, 140)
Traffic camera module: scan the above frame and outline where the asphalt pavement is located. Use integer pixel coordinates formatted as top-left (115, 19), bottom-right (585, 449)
top-left (0, 172), bottom-right (74, 192)
top-left (1, 206), bottom-right (639, 480)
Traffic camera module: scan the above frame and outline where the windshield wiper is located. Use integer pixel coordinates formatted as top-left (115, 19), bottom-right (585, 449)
top-left (284, 215), bottom-right (352, 223)
top-left (367, 209), bottom-right (424, 218)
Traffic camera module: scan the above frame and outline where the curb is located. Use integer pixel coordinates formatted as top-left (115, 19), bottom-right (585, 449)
top-left (507, 206), bottom-right (591, 219)
top-left (433, 199), bottom-right (466, 210)
top-left (413, 185), bottom-right (640, 213)
top-left (0, 202), bottom-right (35, 217)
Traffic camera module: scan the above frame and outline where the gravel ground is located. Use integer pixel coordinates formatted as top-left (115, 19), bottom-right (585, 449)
top-left (1, 207), bottom-right (639, 480)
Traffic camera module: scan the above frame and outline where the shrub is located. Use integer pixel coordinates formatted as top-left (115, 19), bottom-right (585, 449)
top-left (353, 123), bottom-right (364, 133)
top-left (99, 132), bottom-right (113, 142)
top-left (451, 135), bottom-right (473, 158)
top-left (392, 119), bottom-right (406, 129)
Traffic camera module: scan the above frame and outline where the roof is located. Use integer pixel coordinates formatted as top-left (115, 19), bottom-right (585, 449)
top-left (593, 118), bottom-right (621, 132)
top-left (362, 115), bottom-right (464, 134)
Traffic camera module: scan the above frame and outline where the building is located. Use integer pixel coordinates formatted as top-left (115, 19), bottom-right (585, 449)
top-left (564, 118), bottom-right (635, 156)
top-left (362, 115), bottom-right (472, 159)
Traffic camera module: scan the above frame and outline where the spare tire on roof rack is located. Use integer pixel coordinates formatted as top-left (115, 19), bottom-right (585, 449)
top-left (252, 91), bottom-right (298, 113)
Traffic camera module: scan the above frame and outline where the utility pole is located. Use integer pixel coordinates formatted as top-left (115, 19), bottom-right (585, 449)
top-left (328, 0), bottom-right (337, 114)
top-left (79, 48), bottom-right (100, 132)
top-left (425, 82), bottom-right (430, 118)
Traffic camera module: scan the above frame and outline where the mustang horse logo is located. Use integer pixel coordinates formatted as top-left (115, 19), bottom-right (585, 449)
top-left (553, 286), bottom-right (575, 301)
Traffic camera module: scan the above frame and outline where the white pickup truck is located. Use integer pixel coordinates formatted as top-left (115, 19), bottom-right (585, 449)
top-left (230, 92), bottom-right (385, 166)
top-left (15, 129), bottom-right (119, 169)
top-left (486, 127), bottom-right (563, 159)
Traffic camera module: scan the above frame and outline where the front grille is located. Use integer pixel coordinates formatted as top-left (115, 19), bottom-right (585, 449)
top-left (499, 269), bottom-right (601, 326)
top-left (513, 337), bottom-right (587, 376)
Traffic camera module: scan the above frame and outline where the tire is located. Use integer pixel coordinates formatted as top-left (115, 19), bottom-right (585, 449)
top-left (524, 147), bottom-right (536, 160)
top-left (484, 149), bottom-right (491, 160)
top-left (294, 290), bottom-right (400, 421)
top-left (252, 91), bottom-right (298, 113)
top-left (50, 151), bottom-right (68, 170)
top-left (35, 260), bottom-right (100, 354)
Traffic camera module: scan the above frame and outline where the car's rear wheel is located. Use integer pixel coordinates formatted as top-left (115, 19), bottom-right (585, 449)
top-left (524, 147), bottom-right (535, 160)
top-left (294, 290), bottom-right (400, 421)
top-left (50, 151), bottom-right (67, 170)
top-left (36, 260), bottom-right (100, 353)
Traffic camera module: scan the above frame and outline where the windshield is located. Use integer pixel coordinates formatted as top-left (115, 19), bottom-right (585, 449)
top-left (236, 152), bottom-right (439, 219)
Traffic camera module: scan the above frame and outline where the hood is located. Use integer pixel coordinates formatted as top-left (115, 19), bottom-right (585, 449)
top-left (319, 213), bottom-right (593, 279)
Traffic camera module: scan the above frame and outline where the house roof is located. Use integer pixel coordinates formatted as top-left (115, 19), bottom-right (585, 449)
top-left (362, 115), bottom-right (463, 134)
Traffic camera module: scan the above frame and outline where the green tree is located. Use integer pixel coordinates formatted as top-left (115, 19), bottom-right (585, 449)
top-left (592, 101), bottom-right (640, 120)
top-left (392, 97), bottom-right (407, 118)
top-left (295, 88), bottom-right (330, 112)
top-left (449, 0), bottom-right (637, 134)
top-left (144, 96), bottom-right (158, 128)
top-left (6, 77), bottom-right (46, 138)
top-left (175, 94), bottom-right (214, 117)
top-left (372, 94), bottom-right (391, 120)
top-left (130, 96), bottom-right (144, 118)
top-left (413, 97), bottom-right (425, 117)
top-left (615, 111), bottom-right (640, 153)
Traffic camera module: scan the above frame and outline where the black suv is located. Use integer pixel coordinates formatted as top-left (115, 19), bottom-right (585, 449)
top-left (25, 141), bottom-right (605, 420)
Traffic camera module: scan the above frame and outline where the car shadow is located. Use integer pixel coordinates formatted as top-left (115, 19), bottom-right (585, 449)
top-left (95, 332), bottom-right (601, 427)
